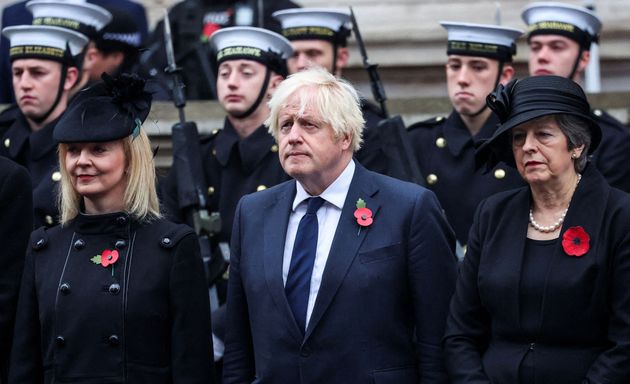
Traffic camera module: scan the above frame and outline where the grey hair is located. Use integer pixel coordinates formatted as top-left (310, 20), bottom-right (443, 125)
top-left (554, 114), bottom-right (592, 173)
top-left (266, 67), bottom-right (365, 151)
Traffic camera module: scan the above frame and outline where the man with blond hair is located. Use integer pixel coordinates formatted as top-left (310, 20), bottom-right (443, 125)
top-left (223, 68), bottom-right (457, 383)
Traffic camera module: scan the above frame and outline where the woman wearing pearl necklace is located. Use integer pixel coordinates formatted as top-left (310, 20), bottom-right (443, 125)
top-left (444, 75), bottom-right (630, 383)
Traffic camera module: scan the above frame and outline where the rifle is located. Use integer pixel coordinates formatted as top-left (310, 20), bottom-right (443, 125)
top-left (349, 8), bottom-right (425, 186)
top-left (163, 9), bottom-right (225, 309)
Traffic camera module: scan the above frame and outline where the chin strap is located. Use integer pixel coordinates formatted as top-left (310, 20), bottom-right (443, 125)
top-left (32, 63), bottom-right (68, 125)
top-left (231, 68), bottom-right (271, 119)
top-left (568, 47), bottom-right (584, 81)
top-left (331, 43), bottom-right (338, 75)
top-left (469, 61), bottom-right (506, 118)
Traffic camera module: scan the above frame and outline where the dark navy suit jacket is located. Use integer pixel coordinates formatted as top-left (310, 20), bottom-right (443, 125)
top-left (223, 163), bottom-right (458, 383)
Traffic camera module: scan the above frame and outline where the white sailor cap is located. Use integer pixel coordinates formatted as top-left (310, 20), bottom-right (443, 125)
top-left (441, 21), bottom-right (523, 62)
top-left (2, 24), bottom-right (88, 64)
top-left (26, 0), bottom-right (112, 39)
top-left (210, 26), bottom-right (293, 76)
top-left (272, 8), bottom-right (352, 45)
top-left (522, 2), bottom-right (601, 48)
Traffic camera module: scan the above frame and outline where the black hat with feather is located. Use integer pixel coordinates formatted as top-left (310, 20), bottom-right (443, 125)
top-left (54, 73), bottom-right (152, 143)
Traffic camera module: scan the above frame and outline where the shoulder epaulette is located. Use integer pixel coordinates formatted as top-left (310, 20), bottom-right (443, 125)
top-left (158, 222), bottom-right (195, 249)
top-left (407, 115), bottom-right (447, 131)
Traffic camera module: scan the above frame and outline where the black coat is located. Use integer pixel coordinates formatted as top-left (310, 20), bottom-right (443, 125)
top-left (9, 213), bottom-right (214, 384)
top-left (589, 108), bottom-right (630, 193)
top-left (0, 108), bottom-right (61, 229)
top-left (0, 158), bottom-right (32, 383)
top-left (162, 119), bottom-right (290, 244)
top-left (444, 164), bottom-right (630, 383)
top-left (408, 111), bottom-right (525, 245)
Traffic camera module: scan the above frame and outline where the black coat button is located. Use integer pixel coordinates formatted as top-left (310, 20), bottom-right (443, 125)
top-left (115, 240), bottom-right (126, 249)
top-left (73, 239), bottom-right (85, 249)
top-left (116, 216), bottom-right (128, 226)
top-left (55, 336), bottom-right (65, 347)
top-left (109, 283), bottom-right (120, 295)
top-left (108, 334), bottom-right (120, 346)
top-left (300, 346), bottom-right (311, 357)
top-left (59, 283), bottom-right (71, 295)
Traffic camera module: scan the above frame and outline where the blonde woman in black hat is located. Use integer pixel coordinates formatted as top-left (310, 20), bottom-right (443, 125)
top-left (9, 74), bottom-right (214, 383)
top-left (443, 75), bottom-right (630, 383)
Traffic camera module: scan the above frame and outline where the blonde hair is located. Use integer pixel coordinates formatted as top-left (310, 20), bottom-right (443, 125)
top-left (266, 67), bottom-right (365, 151)
top-left (57, 129), bottom-right (161, 224)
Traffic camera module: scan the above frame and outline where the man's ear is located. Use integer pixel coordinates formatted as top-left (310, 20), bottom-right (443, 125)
top-left (335, 47), bottom-right (349, 76)
top-left (499, 65), bottom-right (515, 85)
top-left (63, 66), bottom-right (79, 91)
top-left (576, 49), bottom-right (591, 76)
top-left (267, 73), bottom-right (284, 97)
top-left (82, 43), bottom-right (99, 72)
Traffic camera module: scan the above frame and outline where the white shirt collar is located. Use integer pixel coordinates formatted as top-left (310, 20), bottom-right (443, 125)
top-left (292, 159), bottom-right (355, 211)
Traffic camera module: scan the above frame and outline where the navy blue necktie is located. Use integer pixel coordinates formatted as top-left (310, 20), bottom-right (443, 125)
top-left (286, 197), bottom-right (325, 333)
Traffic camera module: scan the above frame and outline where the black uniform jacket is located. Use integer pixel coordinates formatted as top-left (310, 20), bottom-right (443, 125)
top-left (408, 111), bottom-right (525, 245)
top-left (9, 212), bottom-right (214, 384)
top-left (0, 107), bottom-right (61, 228)
top-left (444, 164), bottom-right (630, 384)
top-left (162, 119), bottom-right (290, 244)
top-left (0, 158), bottom-right (32, 383)
top-left (590, 109), bottom-right (630, 193)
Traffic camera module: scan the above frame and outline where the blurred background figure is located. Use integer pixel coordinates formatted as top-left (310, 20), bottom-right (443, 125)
top-left (445, 75), bottom-right (630, 383)
top-left (0, 158), bottom-right (32, 384)
top-left (139, 0), bottom-right (299, 101)
top-left (408, 22), bottom-right (525, 258)
top-left (522, 1), bottom-right (630, 192)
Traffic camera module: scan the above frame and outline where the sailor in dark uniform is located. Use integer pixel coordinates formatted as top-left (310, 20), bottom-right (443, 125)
top-left (408, 22), bottom-right (526, 257)
top-left (522, 2), bottom-right (630, 192)
top-left (0, 0), bottom-right (147, 103)
top-left (0, 24), bottom-right (88, 229)
top-left (25, 0), bottom-right (113, 96)
top-left (161, 27), bottom-right (292, 368)
top-left (163, 26), bottom-right (292, 247)
top-left (272, 8), bottom-right (391, 177)
top-left (9, 73), bottom-right (214, 384)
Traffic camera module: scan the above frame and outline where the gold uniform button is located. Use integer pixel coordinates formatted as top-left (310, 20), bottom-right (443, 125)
top-left (52, 171), bottom-right (62, 182)
top-left (212, 129), bottom-right (219, 135)
top-left (270, 144), bottom-right (278, 153)
top-left (3, 138), bottom-right (9, 148)
top-left (436, 116), bottom-right (445, 122)
top-left (256, 185), bottom-right (267, 192)
top-left (593, 109), bottom-right (602, 117)
top-left (435, 137), bottom-right (446, 148)
top-left (45, 215), bottom-right (54, 225)
top-left (207, 186), bottom-right (215, 195)
top-left (494, 169), bottom-right (506, 179)
top-left (212, 149), bottom-right (217, 156)
top-left (426, 174), bottom-right (438, 185)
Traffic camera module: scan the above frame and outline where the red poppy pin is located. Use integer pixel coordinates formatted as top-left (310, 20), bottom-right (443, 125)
top-left (354, 198), bottom-right (373, 235)
top-left (91, 249), bottom-right (119, 276)
top-left (562, 226), bottom-right (590, 257)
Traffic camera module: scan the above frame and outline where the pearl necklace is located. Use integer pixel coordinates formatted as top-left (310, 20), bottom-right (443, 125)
top-left (528, 174), bottom-right (581, 233)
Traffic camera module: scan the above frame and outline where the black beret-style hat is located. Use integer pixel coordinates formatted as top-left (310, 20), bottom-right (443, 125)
top-left (54, 73), bottom-right (152, 143)
top-left (476, 75), bottom-right (601, 169)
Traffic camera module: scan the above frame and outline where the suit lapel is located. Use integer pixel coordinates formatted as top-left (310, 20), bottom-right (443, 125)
top-left (262, 181), bottom-right (304, 343)
top-left (304, 165), bottom-right (380, 341)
